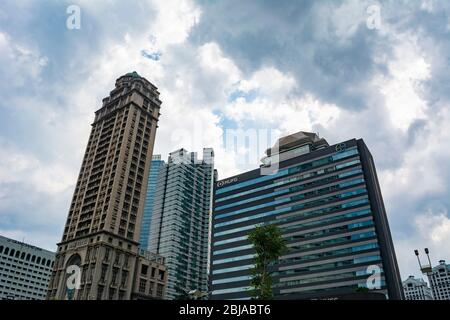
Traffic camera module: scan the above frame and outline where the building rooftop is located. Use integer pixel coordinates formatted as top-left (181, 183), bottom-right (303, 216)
top-left (126, 71), bottom-right (141, 78)
top-left (265, 131), bottom-right (329, 156)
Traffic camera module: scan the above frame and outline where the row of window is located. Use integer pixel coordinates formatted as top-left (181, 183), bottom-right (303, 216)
top-left (216, 148), bottom-right (359, 195)
top-left (214, 166), bottom-right (363, 213)
top-left (0, 246), bottom-right (53, 268)
top-left (213, 197), bottom-right (370, 238)
top-left (214, 189), bottom-right (368, 231)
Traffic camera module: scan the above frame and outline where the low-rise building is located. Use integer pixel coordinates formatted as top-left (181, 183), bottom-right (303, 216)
top-left (427, 260), bottom-right (450, 300)
top-left (403, 275), bottom-right (433, 300)
top-left (131, 249), bottom-right (167, 300)
top-left (0, 235), bottom-right (55, 300)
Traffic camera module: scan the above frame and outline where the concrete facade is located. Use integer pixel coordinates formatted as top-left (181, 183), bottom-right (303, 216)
top-left (0, 235), bottom-right (55, 300)
top-left (403, 275), bottom-right (433, 300)
top-left (47, 72), bottom-right (166, 300)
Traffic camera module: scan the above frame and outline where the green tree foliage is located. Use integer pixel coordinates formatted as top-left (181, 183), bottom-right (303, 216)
top-left (248, 224), bottom-right (288, 300)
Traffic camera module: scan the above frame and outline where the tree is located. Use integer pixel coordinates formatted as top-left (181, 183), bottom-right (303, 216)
top-left (355, 286), bottom-right (369, 293)
top-left (248, 224), bottom-right (288, 300)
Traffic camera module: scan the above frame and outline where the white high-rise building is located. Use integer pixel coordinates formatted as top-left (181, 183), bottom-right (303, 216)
top-left (427, 260), bottom-right (450, 300)
top-left (0, 235), bottom-right (55, 300)
top-left (402, 276), bottom-right (433, 300)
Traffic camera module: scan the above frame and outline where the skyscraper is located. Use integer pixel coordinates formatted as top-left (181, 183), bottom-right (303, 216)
top-left (210, 131), bottom-right (404, 300)
top-left (149, 148), bottom-right (215, 299)
top-left (47, 71), bottom-right (167, 300)
top-left (139, 155), bottom-right (165, 251)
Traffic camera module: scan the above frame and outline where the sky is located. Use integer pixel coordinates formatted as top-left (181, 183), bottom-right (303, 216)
top-left (1, 0), bottom-right (450, 282)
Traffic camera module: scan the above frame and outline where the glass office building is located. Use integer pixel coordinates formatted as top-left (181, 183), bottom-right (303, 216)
top-left (139, 155), bottom-right (165, 250)
top-left (149, 148), bottom-right (215, 299)
top-left (210, 132), bottom-right (403, 300)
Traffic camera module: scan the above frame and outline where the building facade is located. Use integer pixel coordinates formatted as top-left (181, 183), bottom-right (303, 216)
top-left (149, 148), bottom-right (215, 299)
top-left (210, 132), bottom-right (404, 300)
top-left (0, 235), bottom-right (55, 300)
top-left (427, 260), bottom-right (450, 300)
top-left (403, 276), bottom-right (433, 300)
top-left (131, 250), bottom-right (167, 300)
top-left (47, 71), bottom-right (166, 300)
top-left (139, 155), bottom-right (165, 251)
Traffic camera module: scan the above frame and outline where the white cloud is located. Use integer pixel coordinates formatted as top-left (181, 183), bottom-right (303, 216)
top-left (380, 106), bottom-right (450, 202)
top-left (0, 139), bottom-right (76, 197)
top-left (224, 92), bottom-right (341, 134)
top-left (0, 31), bottom-right (47, 87)
top-left (149, 0), bottom-right (201, 49)
top-left (237, 66), bottom-right (296, 101)
top-left (376, 33), bottom-right (431, 132)
top-left (416, 209), bottom-right (450, 245)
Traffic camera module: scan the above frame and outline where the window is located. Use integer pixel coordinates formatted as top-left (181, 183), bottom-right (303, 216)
top-left (156, 284), bottom-right (163, 297)
top-left (100, 265), bottom-right (108, 282)
top-left (121, 271), bottom-right (128, 286)
top-left (108, 288), bottom-right (115, 300)
top-left (139, 279), bottom-right (146, 293)
top-left (141, 265), bottom-right (148, 275)
top-left (104, 248), bottom-right (110, 262)
top-left (97, 286), bottom-right (104, 300)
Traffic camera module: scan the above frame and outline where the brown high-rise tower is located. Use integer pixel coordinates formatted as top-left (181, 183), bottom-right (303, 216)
top-left (47, 72), bottom-right (166, 300)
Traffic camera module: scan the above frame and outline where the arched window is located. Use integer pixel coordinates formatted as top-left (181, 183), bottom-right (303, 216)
top-left (9, 249), bottom-right (15, 257)
top-left (66, 254), bottom-right (82, 267)
top-left (21, 252), bottom-right (25, 259)
top-left (0, 246), bottom-right (3, 254)
top-left (4, 247), bottom-right (9, 255)
top-left (41, 258), bottom-right (46, 266)
top-left (64, 254), bottom-right (83, 300)
top-left (36, 257), bottom-right (41, 264)
top-left (26, 253), bottom-right (31, 261)
top-left (31, 255), bottom-right (36, 263)
top-left (46, 260), bottom-right (51, 267)
top-left (15, 251), bottom-right (20, 258)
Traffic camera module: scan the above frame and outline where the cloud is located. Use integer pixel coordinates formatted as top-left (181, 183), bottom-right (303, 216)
top-left (416, 210), bottom-right (450, 245)
top-left (0, 31), bottom-right (48, 87)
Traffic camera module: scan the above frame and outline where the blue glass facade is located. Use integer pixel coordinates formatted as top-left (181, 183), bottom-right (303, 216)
top-left (139, 157), bottom-right (165, 250)
top-left (210, 138), bottom-right (404, 300)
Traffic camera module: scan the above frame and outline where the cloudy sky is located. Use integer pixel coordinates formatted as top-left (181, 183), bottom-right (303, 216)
top-left (1, 0), bottom-right (450, 281)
